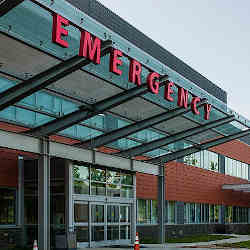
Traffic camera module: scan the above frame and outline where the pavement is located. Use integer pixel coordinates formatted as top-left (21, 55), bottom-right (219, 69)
top-left (80, 234), bottom-right (250, 250)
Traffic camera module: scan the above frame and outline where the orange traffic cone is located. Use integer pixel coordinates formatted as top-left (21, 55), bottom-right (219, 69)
top-left (134, 232), bottom-right (140, 250)
top-left (33, 240), bottom-right (38, 250)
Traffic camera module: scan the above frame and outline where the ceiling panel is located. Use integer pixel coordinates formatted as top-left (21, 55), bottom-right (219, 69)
top-left (185, 130), bottom-right (221, 144)
top-left (110, 97), bottom-right (166, 121)
top-left (153, 116), bottom-right (198, 134)
top-left (52, 70), bottom-right (123, 103)
top-left (0, 33), bottom-right (59, 79)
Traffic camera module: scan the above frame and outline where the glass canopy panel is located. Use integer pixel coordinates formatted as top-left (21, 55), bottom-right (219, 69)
top-left (185, 130), bottom-right (221, 144)
top-left (107, 138), bottom-right (142, 151)
top-left (144, 148), bottom-right (171, 158)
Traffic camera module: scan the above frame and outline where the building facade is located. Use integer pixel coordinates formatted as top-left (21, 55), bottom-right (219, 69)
top-left (0, 0), bottom-right (250, 249)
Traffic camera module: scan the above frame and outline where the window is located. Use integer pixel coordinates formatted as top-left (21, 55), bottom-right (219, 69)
top-left (73, 164), bottom-right (134, 198)
top-left (0, 188), bottom-right (16, 225)
top-left (231, 206), bottom-right (249, 223)
top-left (184, 150), bottom-right (219, 172)
top-left (184, 202), bottom-right (220, 224)
top-left (225, 157), bottom-right (249, 180)
top-left (137, 199), bottom-right (158, 224)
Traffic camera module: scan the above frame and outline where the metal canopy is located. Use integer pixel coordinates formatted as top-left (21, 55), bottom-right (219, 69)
top-left (146, 129), bottom-right (250, 165)
top-left (0, 40), bottom-right (112, 112)
top-left (0, 0), bottom-right (249, 162)
top-left (77, 100), bottom-right (207, 149)
top-left (117, 115), bottom-right (235, 158)
top-left (222, 184), bottom-right (250, 192)
top-left (0, 0), bottom-right (24, 17)
top-left (26, 76), bottom-right (168, 137)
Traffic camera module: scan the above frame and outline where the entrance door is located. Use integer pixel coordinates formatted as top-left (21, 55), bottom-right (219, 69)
top-left (76, 201), bottom-right (131, 247)
top-left (90, 202), bottom-right (131, 247)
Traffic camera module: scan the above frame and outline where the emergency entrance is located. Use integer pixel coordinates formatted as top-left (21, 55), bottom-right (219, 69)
top-left (72, 164), bottom-right (134, 247)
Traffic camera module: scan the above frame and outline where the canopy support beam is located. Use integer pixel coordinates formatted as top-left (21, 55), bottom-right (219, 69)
top-left (146, 129), bottom-right (250, 165)
top-left (117, 115), bottom-right (235, 157)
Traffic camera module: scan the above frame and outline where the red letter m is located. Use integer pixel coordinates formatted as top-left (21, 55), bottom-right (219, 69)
top-left (79, 30), bottom-right (101, 64)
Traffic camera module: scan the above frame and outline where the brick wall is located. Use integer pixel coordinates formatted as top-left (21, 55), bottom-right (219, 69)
top-left (0, 152), bottom-right (18, 187)
top-left (136, 173), bottom-right (158, 200)
top-left (165, 161), bottom-right (250, 207)
top-left (211, 139), bottom-right (250, 164)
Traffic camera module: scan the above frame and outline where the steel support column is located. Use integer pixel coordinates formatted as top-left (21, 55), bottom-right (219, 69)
top-left (118, 115), bottom-right (234, 158)
top-left (147, 129), bottom-right (250, 165)
top-left (18, 156), bottom-right (25, 247)
top-left (38, 137), bottom-right (50, 250)
top-left (77, 100), bottom-right (207, 149)
top-left (65, 160), bottom-right (74, 237)
top-left (158, 166), bottom-right (165, 243)
top-left (0, 40), bottom-right (112, 112)
top-left (131, 173), bottom-right (137, 244)
top-left (27, 76), bottom-right (168, 137)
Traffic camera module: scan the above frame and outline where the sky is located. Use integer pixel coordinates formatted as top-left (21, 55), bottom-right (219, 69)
top-left (97, 0), bottom-right (250, 120)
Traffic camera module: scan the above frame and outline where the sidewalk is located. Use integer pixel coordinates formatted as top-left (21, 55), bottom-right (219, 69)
top-left (83, 234), bottom-right (250, 250)
top-left (143, 234), bottom-right (250, 249)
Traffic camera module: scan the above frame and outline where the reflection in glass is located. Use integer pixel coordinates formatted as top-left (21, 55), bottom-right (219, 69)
top-left (152, 200), bottom-right (158, 224)
top-left (91, 182), bottom-right (105, 196)
top-left (107, 205), bottom-right (119, 223)
top-left (121, 186), bottom-right (133, 198)
top-left (91, 168), bottom-right (106, 182)
top-left (120, 206), bottom-right (130, 223)
top-left (76, 226), bottom-right (89, 242)
top-left (73, 165), bottom-right (89, 179)
top-left (107, 184), bottom-right (120, 197)
top-left (121, 174), bottom-right (133, 185)
top-left (92, 226), bottom-right (104, 241)
top-left (91, 205), bottom-right (104, 223)
top-left (107, 170), bottom-right (120, 184)
top-left (120, 225), bottom-right (130, 240)
top-left (107, 226), bottom-right (119, 240)
top-left (0, 189), bottom-right (16, 224)
top-left (74, 180), bottom-right (89, 195)
top-left (74, 204), bottom-right (88, 223)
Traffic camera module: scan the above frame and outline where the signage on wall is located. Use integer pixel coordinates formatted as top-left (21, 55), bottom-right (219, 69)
top-left (52, 14), bottom-right (212, 120)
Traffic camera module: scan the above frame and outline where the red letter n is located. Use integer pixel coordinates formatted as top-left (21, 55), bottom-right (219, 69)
top-left (177, 87), bottom-right (189, 108)
top-left (79, 30), bottom-right (101, 64)
top-left (129, 59), bottom-right (142, 86)
top-left (52, 14), bottom-right (69, 48)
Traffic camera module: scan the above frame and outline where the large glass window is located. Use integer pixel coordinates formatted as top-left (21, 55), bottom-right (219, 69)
top-left (137, 199), bottom-right (158, 224)
top-left (0, 188), bottom-right (16, 225)
top-left (225, 157), bottom-right (249, 180)
top-left (231, 206), bottom-right (249, 223)
top-left (184, 150), bottom-right (219, 172)
top-left (73, 164), bottom-right (134, 198)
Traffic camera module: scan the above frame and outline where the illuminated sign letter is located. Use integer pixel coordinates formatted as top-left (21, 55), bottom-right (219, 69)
top-left (147, 72), bottom-right (160, 94)
top-left (52, 14), bottom-right (69, 48)
top-left (129, 59), bottom-right (142, 86)
top-left (79, 30), bottom-right (101, 64)
top-left (177, 87), bottom-right (188, 108)
top-left (164, 81), bottom-right (175, 102)
top-left (191, 97), bottom-right (201, 115)
top-left (110, 49), bottom-right (123, 75)
top-left (204, 104), bottom-right (212, 120)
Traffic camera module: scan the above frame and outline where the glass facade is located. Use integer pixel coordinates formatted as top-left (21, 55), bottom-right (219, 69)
top-left (73, 163), bottom-right (134, 245)
top-left (184, 203), bottom-right (220, 224)
top-left (225, 157), bottom-right (249, 180)
top-left (137, 199), bottom-right (158, 224)
top-left (0, 188), bottom-right (16, 225)
top-left (184, 150), bottom-right (219, 172)
top-left (73, 164), bottom-right (133, 198)
top-left (225, 206), bottom-right (249, 223)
